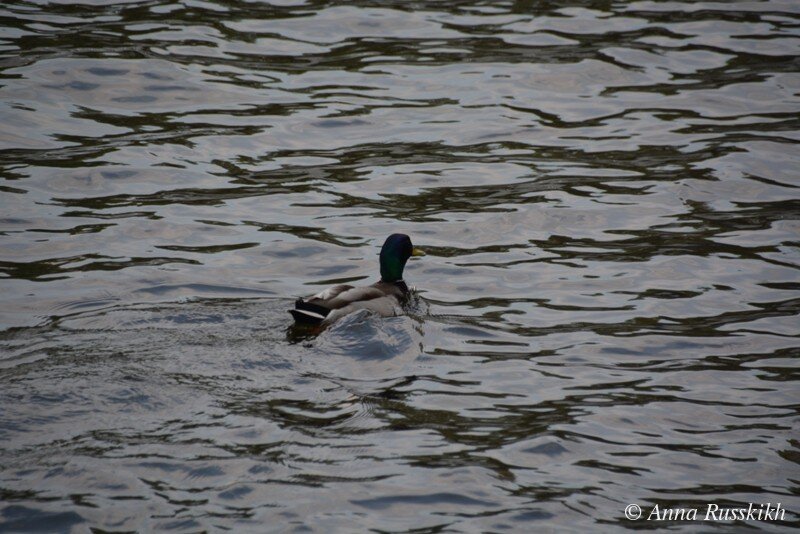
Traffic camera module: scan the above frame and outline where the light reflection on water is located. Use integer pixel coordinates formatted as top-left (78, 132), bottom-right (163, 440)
top-left (1, 0), bottom-right (799, 531)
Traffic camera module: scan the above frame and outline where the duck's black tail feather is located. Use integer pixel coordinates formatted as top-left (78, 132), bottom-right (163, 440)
top-left (289, 299), bottom-right (331, 324)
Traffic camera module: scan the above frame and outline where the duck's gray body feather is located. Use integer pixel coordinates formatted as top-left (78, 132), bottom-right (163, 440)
top-left (290, 281), bottom-right (407, 324)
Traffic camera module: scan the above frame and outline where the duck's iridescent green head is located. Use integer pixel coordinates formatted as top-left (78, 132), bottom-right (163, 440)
top-left (379, 233), bottom-right (423, 282)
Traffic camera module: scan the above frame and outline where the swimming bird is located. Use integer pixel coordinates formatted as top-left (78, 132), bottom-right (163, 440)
top-left (289, 233), bottom-right (424, 325)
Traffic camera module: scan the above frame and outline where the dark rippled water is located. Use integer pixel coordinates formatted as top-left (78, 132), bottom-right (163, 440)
top-left (2, 0), bottom-right (800, 531)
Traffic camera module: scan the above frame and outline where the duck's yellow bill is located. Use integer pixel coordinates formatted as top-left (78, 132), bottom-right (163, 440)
top-left (412, 247), bottom-right (426, 257)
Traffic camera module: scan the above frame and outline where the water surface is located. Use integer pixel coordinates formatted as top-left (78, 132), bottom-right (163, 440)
top-left (1, 0), bottom-right (799, 531)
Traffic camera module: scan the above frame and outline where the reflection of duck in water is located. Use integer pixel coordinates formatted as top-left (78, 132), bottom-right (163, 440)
top-left (290, 234), bottom-right (424, 325)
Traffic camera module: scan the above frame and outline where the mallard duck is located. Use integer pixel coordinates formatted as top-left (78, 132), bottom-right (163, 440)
top-left (290, 233), bottom-right (424, 325)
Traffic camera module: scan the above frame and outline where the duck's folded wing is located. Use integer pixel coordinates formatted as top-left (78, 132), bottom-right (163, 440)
top-left (290, 284), bottom-right (354, 324)
top-left (308, 284), bottom-right (354, 302)
top-left (324, 286), bottom-right (385, 308)
top-left (324, 295), bottom-right (402, 323)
